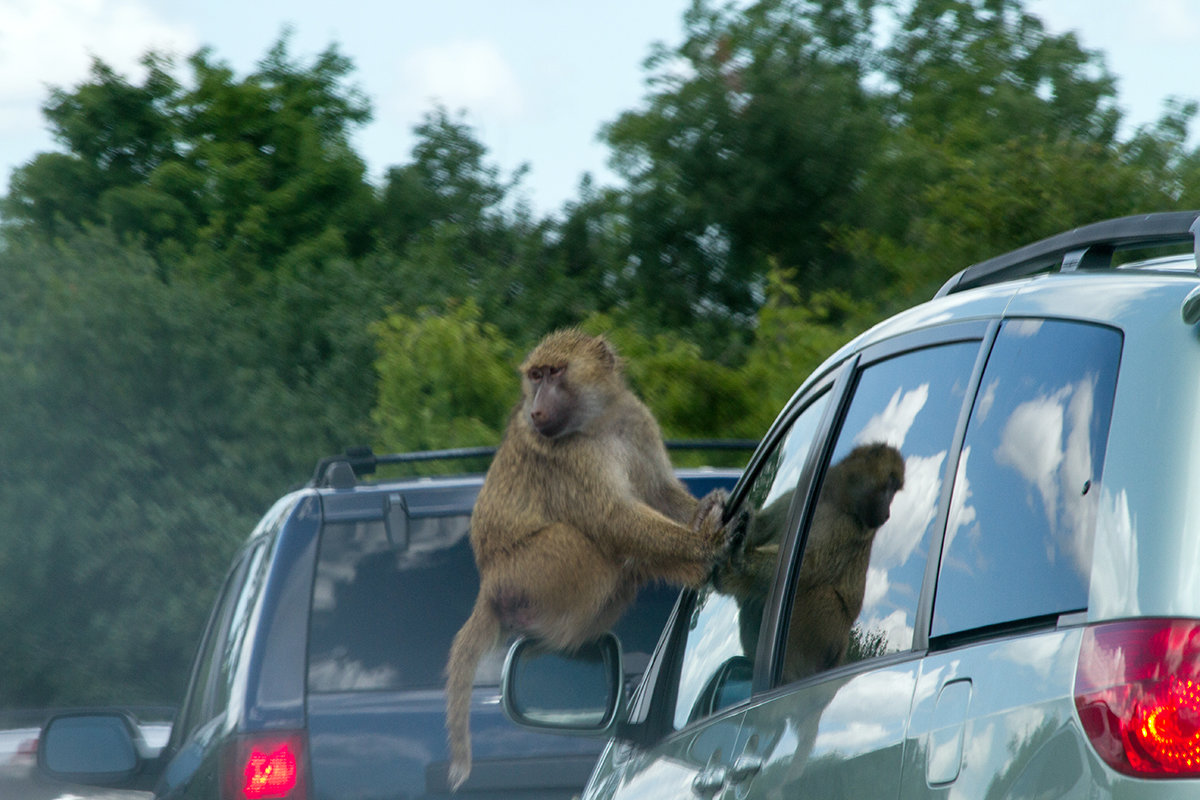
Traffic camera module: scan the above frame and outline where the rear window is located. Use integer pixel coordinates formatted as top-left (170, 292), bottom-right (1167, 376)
top-left (309, 515), bottom-right (478, 692)
top-left (307, 509), bottom-right (678, 693)
top-left (932, 319), bottom-right (1122, 638)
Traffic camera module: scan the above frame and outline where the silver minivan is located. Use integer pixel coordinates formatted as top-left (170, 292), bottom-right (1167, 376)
top-left (502, 211), bottom-right (1200, 798)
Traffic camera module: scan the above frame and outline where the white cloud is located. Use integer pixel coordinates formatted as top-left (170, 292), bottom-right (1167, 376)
top-left (994, 376), bottom-right (1099, 578)
top-left (975, 379), bottom-right (998, 423)
top-left (397, 39), bottom-right (524, 120)
top-left (874, 451), bottom-right (945, 570)
top-left (1090, 487), bottom-right (1138, 618)
top-left (0, 0), bottom-right (196, 192)
top-left (814, 668), bottom-right (914, 753)
top-left (863, 565), bottom-right (889, 612)
top-left (855, 383), bottom-right (928, 451)
top-left (996, 388), bottom-right (1068, 530)
top-left (944, 445), bottom-right (976, 561)
top-left (0, 0), bottom-right (195, 132)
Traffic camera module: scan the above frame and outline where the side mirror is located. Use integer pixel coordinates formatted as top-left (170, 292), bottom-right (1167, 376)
top-left (501, 633), bottom-right (624, 735)
top-left (39, 712), bottom-right (144, 785)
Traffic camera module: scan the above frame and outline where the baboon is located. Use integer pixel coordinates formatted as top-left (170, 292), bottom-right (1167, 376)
top-left (444, 329), bottom-right (728, 791)
top-left (782, 442), bottom-right (904, 682)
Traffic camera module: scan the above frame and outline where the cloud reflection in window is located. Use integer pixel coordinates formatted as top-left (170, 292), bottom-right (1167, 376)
top-left (994, 375), bottom-right (1099, 579)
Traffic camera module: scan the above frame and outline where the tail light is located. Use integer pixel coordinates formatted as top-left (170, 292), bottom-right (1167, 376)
top-left (222, 732), bottom-right (308, 799)
top-left (1075, 618), bottom-right (1200, 777)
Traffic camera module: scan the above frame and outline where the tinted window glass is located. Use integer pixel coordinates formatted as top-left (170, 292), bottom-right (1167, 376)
top-left (176, 546), bottom-right (255, 741)
top-left (674, 391), bottom-right (831, 728)
top-left (933, 320), bottom-right (1121, 637)
top-left (309, 515), bottom-right (478, 691)
top-left (213, 537), bottom-right (272, 715)
top-left (782, 342), bottom-right (978, 682)
top-left (177, 496), bottom-right (296, 740)
top-left (309, 511), bottom-right (681, 693)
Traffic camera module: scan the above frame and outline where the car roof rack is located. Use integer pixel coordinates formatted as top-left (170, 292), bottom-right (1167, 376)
top-left (935, 210), bottom-right (1200, 298)
top-left (309, 439), bottom-right (759, 489)
top-left (309, 445), bottom-right (497, 488)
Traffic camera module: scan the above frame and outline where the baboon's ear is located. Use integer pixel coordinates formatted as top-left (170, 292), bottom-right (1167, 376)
top-left (592, 335), bottom-right (622, 372)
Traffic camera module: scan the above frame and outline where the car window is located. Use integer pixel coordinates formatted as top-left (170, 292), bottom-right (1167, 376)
top-left (174, 536), bottom-right (267, 743)
top-left (781, 341), bottom-right (979, 683)
top-left (673, 390), bottom-right (831, 729)
top-left (211, 536), bottom-right (273, 715)
top-left (308, 514), bottom-right (478, 692)
top-left (932, 319), bottom-right (1121, 638)
top-left (309, 510), bottom-right (681, 693)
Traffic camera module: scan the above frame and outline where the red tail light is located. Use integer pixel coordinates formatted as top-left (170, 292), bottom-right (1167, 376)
top-left (223, 732), bottom-right (308, 799)
top-left (1075, 618), bottom-right (1200, 777)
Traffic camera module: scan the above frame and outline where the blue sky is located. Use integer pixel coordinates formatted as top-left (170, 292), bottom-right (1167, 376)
top-left (0, 0), bottom-right (1195, 218)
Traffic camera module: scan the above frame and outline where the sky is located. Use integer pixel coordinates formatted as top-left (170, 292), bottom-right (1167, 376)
top-left (0, 0), bottom-right (1196, 218)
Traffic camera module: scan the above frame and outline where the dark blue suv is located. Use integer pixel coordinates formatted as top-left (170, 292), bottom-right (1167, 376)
top-left (37, 445), bottom-right (744, 799)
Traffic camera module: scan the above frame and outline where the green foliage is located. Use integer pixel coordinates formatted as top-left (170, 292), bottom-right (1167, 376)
top-left (603, 0), bottom-right (887, 335)
top-left (367, 286), bottom-right (874, 466)
top-left (835, 0), bottom-right (1199, 301)
top-left (0, 230), bottom-right (307, 705)
top-left (742, 270), bottom-right (881, 424)
top-left (380, 107), bottom-right (525, 249)
top-left (3, 33), bottom-right (377, 279)
top-left (581, 316), bottom-right (752, 440)
top-left (885, 0), bottom-right (1121, 145)
top-left (371, 300), bottom-right (518, 454)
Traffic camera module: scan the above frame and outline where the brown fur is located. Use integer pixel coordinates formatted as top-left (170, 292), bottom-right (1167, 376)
top-left (444, 329), bottom-right (727, 790)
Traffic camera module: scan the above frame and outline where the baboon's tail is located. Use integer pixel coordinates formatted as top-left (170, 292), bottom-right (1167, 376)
top-left (445, 596), bottom-right (501, 792)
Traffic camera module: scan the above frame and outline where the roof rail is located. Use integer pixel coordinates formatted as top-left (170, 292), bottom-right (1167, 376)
top-left (935, 211), bottom-right (1200, 298)
top-left (308, 439), bottom-right (759, 488)
top-left (309, 445), bottom-right (497, 487)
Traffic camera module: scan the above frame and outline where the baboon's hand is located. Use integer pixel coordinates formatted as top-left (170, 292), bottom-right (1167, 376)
top-left (691, 488), bottom-right (728, 548)
top-left (722, 508), bottom-right (751, 565)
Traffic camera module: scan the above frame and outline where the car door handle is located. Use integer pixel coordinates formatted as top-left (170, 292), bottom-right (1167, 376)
top-left (729, 753), bottom-right (763, 784)
top-left (692, 764), bottom-right (727, 797)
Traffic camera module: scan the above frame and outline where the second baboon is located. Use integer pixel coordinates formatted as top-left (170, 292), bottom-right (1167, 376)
top-left (782, 442), bottom-right (904, 682)
top-left (444, 329), bottom-right (727, 790)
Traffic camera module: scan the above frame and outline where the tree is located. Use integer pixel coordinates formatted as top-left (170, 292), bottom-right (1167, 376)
top-left (3, 34), bottom-right (378, 280)
top-left (885, 0), bottom-right (1121, 146)
top-left (379, 107), bottom-right (524, 252)
top-left (182, 36), bottom-right (377, 277)
top-left (0, 229), bottom-right (331, 705)
top-left (2, 54), bottom-right (181, 241)
top-left (839, 0), bottom-right (1200, 300)
top-left (602, 0), bottom-right (887, 337)
top-left (377, 108), bottom-right (614, 341)
top-left (371, 300), bottom-right (519, 455)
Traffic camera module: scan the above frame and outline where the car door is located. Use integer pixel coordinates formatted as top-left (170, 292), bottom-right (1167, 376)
top-left (732, 329), bottom-right (987, 798)
top-left (585, 383), bottom-right (835, 800)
